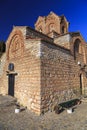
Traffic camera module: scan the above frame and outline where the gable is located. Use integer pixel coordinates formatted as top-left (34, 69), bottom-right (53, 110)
top-left (35, 16), bottom-right (44, 26)
top-left (6, 27), bottom-right (25, 60)
top-left (70, 32), bottom-right (86, 44)
top-left (46, 11), bottom-right (59, 21)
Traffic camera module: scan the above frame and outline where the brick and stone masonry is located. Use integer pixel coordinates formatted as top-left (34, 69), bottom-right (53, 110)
top-left (0, 12), bottom-right (87, 115)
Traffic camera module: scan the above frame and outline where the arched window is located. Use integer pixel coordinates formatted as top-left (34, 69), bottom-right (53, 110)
top-left (39, 28), bottom-right (42, 32)
top-left (8, 33), bottom-right (24, 60)
top-left (49, 23), bottom-right (55, 32)
top-left (61, 26), bottom-right (65, 34)
top-left (74, 39), bottom-right (81, 60)
top-left (38, 26), bottom-right (42, 32)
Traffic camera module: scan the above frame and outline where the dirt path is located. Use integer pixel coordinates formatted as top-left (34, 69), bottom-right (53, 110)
top-left (0, 96), bottom-right (87, 130)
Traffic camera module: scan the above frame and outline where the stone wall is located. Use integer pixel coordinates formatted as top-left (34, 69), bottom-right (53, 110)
top-left (54, 34), bottom-right (71, 49)
top-left (40, 40), bottom-right (82, 113)
top-left (26, 26), bottom-right (53, 43)
top-left (0, 53), bottom-right (6, 76)
top-left (13, 41), bottom-right (41, 114)
top-left (0, 28), bottom-right (42, 115)
top-left (0, 53), bottom-right (8, 95)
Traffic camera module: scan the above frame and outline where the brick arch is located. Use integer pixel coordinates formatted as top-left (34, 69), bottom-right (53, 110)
top-left (73, 38), bottom-right (86, 63)
top-left (7, 30), bottom-right (24, 60)
top-left (48, 23), bottom-right (55, 32)
top-left (73, 39), bottom-right (81, 60)
top-left (60, 22), bottom-right (67, 34)
top-left (60, 18), bottom-right (68, 34)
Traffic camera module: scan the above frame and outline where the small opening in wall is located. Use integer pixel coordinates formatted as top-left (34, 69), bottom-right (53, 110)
top-left (8, 63), bottom-right (14, 71)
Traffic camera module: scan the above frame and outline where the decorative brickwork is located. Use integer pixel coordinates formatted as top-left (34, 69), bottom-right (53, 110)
top-left (35, 12), bottom-right (69, 37)
top-left (6, 29), bottom-right (25, 60)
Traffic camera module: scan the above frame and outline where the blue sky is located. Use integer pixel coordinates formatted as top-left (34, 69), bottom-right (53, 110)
top-left (0, 0), bottom-right (87, 42)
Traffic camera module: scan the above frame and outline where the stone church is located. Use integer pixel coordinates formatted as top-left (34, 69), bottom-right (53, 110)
top-left (0, 12), bottom-right (87, 115)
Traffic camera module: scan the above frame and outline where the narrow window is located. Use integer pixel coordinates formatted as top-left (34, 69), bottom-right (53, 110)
top-left (62, 26), bottom-right (65, 34)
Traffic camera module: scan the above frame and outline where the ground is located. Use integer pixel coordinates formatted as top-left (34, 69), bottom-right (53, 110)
top-left (0, 95), bottom-right (87, 130)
